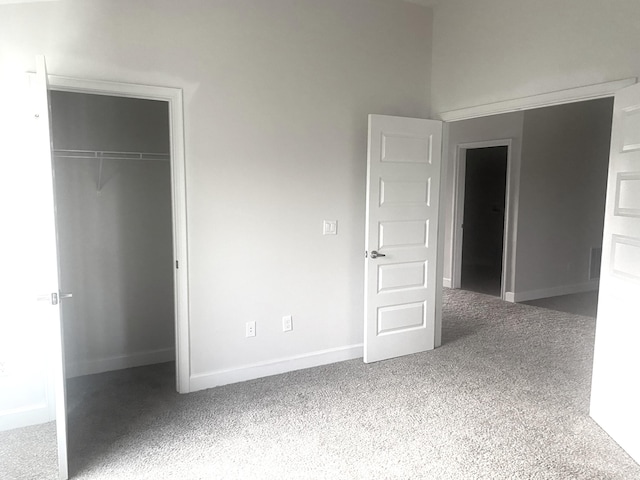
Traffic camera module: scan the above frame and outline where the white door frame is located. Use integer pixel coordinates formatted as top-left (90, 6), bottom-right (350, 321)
top-left (438, 78), bottom-right (636, 122)
top-left (46, 75), bottom-right (191, 394)
top-left (452, 139), bottom-right (513, 300)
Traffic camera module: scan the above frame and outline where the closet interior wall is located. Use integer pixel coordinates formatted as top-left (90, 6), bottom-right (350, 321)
top-left (50, 91), bottom-right (175, 378)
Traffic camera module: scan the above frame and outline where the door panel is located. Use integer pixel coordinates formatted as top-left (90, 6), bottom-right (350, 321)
top-left (590, 82), bottom-right (640, 463)
top-left (379, 220), bottom-right (429, 249)
top-left (364, 115), bottom-right (442, 363)
top-left (33, 55), bottom-right (69, 480)
top-left (614, 172), bottom-right (640, 216)
top-left (377, 261), bottom-right (427, 293)
top-left (0, 58), bottom-right (65, 480)
top-left (380, 179), bottom-right (430, 206)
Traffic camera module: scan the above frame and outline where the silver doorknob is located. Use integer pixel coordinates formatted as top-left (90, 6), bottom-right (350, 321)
top-left (370, 250), bottom-right (386, 259)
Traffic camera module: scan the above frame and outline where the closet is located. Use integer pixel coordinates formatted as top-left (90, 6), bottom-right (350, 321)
top-left (49, 91), bottom-right (175, 379)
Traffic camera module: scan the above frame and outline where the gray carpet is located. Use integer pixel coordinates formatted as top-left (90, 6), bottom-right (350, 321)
top-left (0, 421), bottom-right (57, 480)
top-left (3, 288), bottom-right (640, 479)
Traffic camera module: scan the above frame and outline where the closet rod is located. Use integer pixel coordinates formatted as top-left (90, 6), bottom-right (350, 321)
top-left (52, 149), bottom-right (170, 194)
top-left (53, 149), bottom-right (170, 162)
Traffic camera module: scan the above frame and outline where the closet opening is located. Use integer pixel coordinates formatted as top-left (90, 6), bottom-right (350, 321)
top-left (49, 91), bottom-right (176, 381)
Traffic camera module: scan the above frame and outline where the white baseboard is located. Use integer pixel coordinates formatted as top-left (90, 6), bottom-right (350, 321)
top-left (189, 344), bottom-right (364, 393)
top-left (66, 347), bottom-right (175, 378)
top-left (443, 278), bottom-right (453, 288)
top-left (505, 281), bottom-right (599, 303)
top-left (0, 403), bottom-right (53, 432)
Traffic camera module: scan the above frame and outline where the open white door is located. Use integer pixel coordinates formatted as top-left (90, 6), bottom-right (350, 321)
top-left (590, 82), bottom-right (640, 463)
top-left (32, 56), bottom-right (69, 480)
top-left (364, 115), bottom-right (442, 363)
top-left (0, 56), bottom-right (68, 479)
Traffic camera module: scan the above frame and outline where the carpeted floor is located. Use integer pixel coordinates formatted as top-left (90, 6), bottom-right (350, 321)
top-left (0, 421), bottom-right (57, 480)
top-left (3, 288), bottom-right (639, 479)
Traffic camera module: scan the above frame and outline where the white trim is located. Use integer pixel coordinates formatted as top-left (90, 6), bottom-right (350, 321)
top-left (438, 78), bottom-right (637, 122)
top-left (45, 75), bottom-right (191, 393)
top-left (0, 404), bottom-right (52, 432)
top-left (507, 281), bottom-right (599, 303)
top-left (443, 277), bottom-right (453, 288)
top-left (434, 121), bottom-right (449, 349)
top-left (65, 348), bottom-right (176, 378)
top-left (451, 139), bottom-right (515, 300)
top-left (190, 344), bottom-right (363, 392)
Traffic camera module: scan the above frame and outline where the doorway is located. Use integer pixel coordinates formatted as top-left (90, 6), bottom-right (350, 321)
top-left (49, 91), bottom-right (176, 380)
top-left (450, 139), bottom-right (512, 301)
top-left (45, 75), bottom-right (190, 394)
top-left (459, 146), bottom-right (508, 297)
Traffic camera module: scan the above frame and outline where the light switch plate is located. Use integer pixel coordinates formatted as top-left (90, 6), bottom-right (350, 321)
top-left (323, 220), bottom-right (338, 235)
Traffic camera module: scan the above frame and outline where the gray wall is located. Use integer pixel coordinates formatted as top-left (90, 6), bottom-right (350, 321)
top-left (50, 91), bottom-right (175, 376)
top-left (514, 98), bottom-right (613, 297)
top-left (51, 92), bottom-right (170, 153)
top-left (431, 0), bottom-right (640, 115)
top-left (0, 0), bottom-right (433, 386)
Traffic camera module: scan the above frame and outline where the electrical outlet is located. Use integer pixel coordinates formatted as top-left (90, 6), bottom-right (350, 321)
top-left (246, 321), bottom-right (256, 337)
top-left (0, 360), bottom-right (8, 377)
top-left (282, 315), bottom-right (293, 332)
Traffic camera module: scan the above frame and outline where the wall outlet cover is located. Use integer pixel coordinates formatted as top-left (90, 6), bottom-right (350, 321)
top-left (282, 315), bottom-right (293, 332)
top-left (246, 321), bottom-right (256, 337)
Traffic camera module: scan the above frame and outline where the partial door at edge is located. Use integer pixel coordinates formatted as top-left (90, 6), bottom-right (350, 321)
top-left (590, 81), bottom-right (640, 464)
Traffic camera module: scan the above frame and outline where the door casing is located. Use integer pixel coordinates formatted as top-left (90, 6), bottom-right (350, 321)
top-left (45, 75), bottom-right (191, 394)
top-left (451, 140), bottom-right (513, 300)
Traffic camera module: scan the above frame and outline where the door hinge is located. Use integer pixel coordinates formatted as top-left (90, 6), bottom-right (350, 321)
top-left (365, 251), bottom-right (368, 258)
top-left (51, 292), bottom-right (58, 305)
top-left (176, 260), bottom-right (179, 269)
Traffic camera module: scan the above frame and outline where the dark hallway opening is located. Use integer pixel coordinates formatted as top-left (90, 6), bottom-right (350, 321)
top-left (460, 146), bottom-right (508, 297)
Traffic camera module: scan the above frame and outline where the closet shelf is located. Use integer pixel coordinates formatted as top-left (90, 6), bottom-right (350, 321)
top-left (52, 149), bottom-right (170, 193)
top-left (52, 149), bottom-right (170, 162)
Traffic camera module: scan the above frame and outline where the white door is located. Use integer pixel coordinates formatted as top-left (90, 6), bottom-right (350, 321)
top-left (35, 54), bottom-right (69, 480)
top-left (590, 83), bottom-right (640, 463)
top-left (364, 115), bottom-right (442, 363)
top-left (0, 56), bottom-right (68, 479)
top-left (32, 56), bottom-right (69, 480)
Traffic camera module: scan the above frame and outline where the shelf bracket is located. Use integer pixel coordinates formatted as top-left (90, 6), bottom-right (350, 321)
top-left (97, 157), bottom-right (104, 194)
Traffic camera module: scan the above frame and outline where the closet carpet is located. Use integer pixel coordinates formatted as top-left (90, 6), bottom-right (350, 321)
top-left (3, 288), bottom-right (639, 479)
